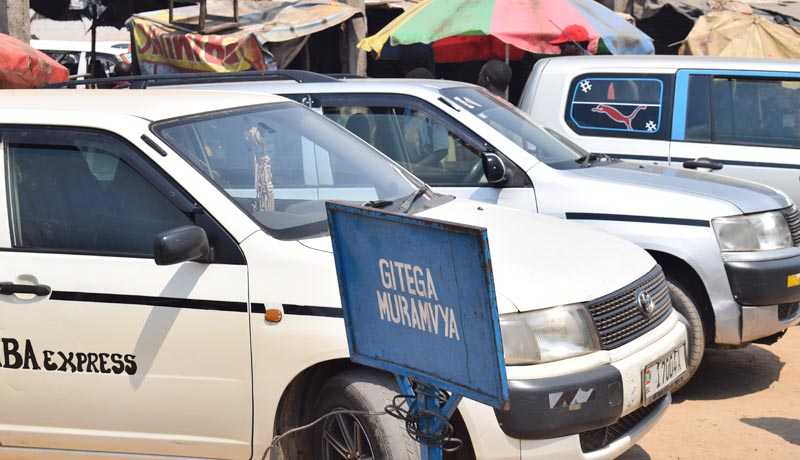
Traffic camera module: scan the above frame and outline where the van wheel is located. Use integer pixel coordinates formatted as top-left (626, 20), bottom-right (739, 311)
top-left (666, 278), bottom-right (705, 391)
top-left (312, 369), bottom-right (419, 460)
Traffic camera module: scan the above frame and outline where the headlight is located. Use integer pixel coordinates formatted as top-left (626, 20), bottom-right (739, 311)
top-left (712, 211), bottom-right (792, 252)
top-left (499, 304), bottom-right (600, 365)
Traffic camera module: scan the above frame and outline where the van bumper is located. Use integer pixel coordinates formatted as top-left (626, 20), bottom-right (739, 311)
top-left (724, 254), bottom-right (800, 306)
top-left (494, 314), bottom-right (686, 441)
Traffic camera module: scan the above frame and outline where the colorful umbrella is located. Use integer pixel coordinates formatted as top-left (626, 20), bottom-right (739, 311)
top-left (432, 35), bottom-right (526, 63)
top-left (0, 33), bottom-right (69, 89)
top-left (358, 0), bottom-right (654, 58)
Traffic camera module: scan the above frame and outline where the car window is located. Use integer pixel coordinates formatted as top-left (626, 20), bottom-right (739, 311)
top-left (4, 129), bottom-right (192, 255)
top-left (321, 104), bottom-right (486, 186)
top-left (153, 102), bottom-right (429, 239)
top-left (565, 75), bottom-right (671, 140)
top-left (686, 75), bottom-right (800, 148)
top-left (441, 86), bottom-right (584, 167)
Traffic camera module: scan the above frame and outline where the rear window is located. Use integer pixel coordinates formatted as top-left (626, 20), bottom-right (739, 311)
top-left (565, 74), bottom-right (672, 140)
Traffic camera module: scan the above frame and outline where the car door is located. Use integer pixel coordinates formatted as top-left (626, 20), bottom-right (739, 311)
top-left (671, 70), bottom-right (800, 204)
top-left (0, 127), bottom-right (252, 459)
top-left (284, 92), bottom-right (534, 208)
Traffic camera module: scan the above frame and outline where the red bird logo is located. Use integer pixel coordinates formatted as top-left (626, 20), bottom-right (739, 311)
top-left (591, 104), bottom-right (647, 131)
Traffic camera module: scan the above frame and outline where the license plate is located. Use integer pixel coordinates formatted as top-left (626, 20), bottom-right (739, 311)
top-left (642, 343), bottom-right (687, 406)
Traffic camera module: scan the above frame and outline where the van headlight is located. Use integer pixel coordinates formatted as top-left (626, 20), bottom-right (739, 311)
top-left (712, 211), bottom-right (793, 252)
top-left (499, 304), bottom-right (600, 365)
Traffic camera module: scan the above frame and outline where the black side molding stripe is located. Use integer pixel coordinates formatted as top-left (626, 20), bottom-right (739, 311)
top-left (608, 153), bottom-right (670, 162)
top-left (250, 303), bottom-right (342, 317)
top-left (566, 213), bottom-right (710, 227)
top-left (283, 304), bottom-right (343, 318)
top-left (50, 291), bottom-right (247, 312)
top-left (669, 156), bottom-right (800, 170)
top-left (609, 153), bottom-right (800, 171)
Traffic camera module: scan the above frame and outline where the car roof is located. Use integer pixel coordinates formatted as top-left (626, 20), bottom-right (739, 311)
top-left (538, 54), bottom-right (800, 72)
top-left (164, 77), bottom-right (475, 95)
top-left (31, 39), bottom-right (129, 54)
top-left (0, 90), bottom-right (291, 122)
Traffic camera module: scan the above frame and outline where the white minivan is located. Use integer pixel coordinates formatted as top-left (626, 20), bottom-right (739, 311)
top-left (0, 90), bottom-right (686, 460)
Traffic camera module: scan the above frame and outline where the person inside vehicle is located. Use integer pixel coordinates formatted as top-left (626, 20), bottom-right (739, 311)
top-left (550, 24), bottom-right (592, 56)
top-left (477, 60), bottom-right (512, 99)
top-left (112, 62), bottom-right (133, 89)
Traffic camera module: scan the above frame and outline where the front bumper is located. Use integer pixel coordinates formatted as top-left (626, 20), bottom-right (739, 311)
top-left (724, 253), bottom-right (800, 305)
top-left (495, 364), bottom-right (623, 439)
top-left (493, 312), bottom-right (687, 442)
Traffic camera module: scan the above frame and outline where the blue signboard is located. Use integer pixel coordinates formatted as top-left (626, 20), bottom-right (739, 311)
top-left (326, 202), bottom-right (508, 410)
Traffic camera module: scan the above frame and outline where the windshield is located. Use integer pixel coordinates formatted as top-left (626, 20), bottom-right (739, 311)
top-left (440, 87), bottom-right (583, 166)
top-left (153, 102), bottom-right (428, 239)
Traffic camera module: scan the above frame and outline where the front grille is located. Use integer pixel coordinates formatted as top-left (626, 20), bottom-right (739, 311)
top-left (579, 397), bottom-right (664, 453)
top-left (586, 265), bottom-right (672, 349)
top-left (781, 206), bottom-right (800, 246)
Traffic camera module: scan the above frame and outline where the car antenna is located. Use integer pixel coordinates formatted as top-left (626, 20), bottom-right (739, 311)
top-left (549, 20), bottom-right (592, 55)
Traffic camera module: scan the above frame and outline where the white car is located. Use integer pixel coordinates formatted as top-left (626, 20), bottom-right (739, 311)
top-left (30, 39), bottom-right (130, 78)
top-left (0, 90), bottom-right (686, 460)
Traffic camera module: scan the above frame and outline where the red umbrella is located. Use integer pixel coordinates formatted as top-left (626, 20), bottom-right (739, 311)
top-left (432, 35), bottom-right (526, 63)
top-left (0, 33), bottom-right (69, 88)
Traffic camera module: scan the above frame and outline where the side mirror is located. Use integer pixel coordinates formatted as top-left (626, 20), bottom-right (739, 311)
top-left (154, 225), bottom-right (210, 266)
top-left (482, 152), bottom-right (507, 185)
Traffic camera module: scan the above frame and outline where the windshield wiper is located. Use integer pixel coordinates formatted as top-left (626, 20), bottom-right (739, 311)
top-left (577, 151), bottom-right (611, 166)
top-left (398, 188), bottom-right (428, 213)
top-left (363, 199), bottom-right (393, 208)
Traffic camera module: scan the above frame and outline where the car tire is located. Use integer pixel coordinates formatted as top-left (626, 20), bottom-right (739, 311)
top-left (312, 369), bottom-right (419, 460)
top-left (666, 278), bottom-right (705, 391)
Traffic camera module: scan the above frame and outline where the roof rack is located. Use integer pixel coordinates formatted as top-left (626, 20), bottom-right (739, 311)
top-left (44, 70), bottom-right (341, 89)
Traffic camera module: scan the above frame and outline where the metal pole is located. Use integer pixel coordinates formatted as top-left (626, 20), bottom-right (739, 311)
top-left (418, 384), bottom-right (443, 460)
top-left (90, 3), bottom-right (97, 79)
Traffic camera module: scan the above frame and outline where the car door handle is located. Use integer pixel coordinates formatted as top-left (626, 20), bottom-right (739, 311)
top-left (0, 282), bottom-right (52, 296)
top-left (683, 158), bottom-right (723, 170)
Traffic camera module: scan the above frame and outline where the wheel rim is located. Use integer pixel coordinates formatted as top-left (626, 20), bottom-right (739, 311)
top-left (320, 410), bottom-right (375, 460)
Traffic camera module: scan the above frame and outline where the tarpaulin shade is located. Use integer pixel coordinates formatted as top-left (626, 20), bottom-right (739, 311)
top-left (680, 11), bottom-right (800, 59)
top-left (0, 33), bottom-right (69, 88)
top-left (132, 0), bottom-right (361, 73)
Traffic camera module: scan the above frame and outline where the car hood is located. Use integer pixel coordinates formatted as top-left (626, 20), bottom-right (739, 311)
top-left (566, 161), bottom-right (791, 215)
top-left (299, 198), bottom-right (655, 314)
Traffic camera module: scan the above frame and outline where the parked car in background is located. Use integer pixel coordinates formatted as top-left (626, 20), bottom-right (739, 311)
top-left (0, 90), bottom-right (687, 460)
top-left (519, 55), bottom-right (800, 205)
top-left (30, 39), bottom-right (129, 79)
top-left (130, 72), bottom-right (800, 387)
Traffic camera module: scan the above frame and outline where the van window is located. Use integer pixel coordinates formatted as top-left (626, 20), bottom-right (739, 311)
top-left (4, 130), bottom-right (191, 255)
top-left (566, 75), bottom-right (671, 140)
top-left (686, 76), bottom-right (800, 148)
top-left (321, 105), bottom-right (487, 186)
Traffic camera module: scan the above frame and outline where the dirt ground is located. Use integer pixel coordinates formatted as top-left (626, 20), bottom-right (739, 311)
top-left (619, 325), bottom-right (800, 460)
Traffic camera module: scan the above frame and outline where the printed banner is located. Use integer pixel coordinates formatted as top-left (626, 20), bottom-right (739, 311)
top-left (132, 18), bottom-right (266, 74)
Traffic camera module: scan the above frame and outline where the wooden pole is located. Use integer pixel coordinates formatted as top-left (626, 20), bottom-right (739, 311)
top-left (0, 0), bottom-right (31, 43)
